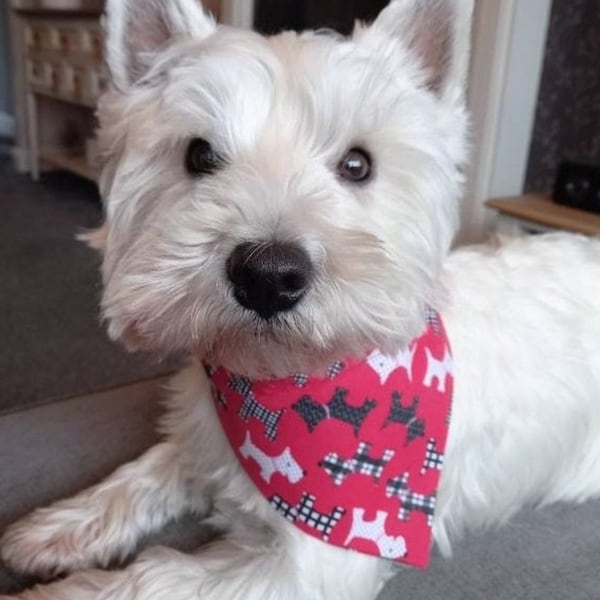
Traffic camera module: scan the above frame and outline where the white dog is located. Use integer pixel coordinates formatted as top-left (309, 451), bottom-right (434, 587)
top-left (2, 0), bottom-right (600, 598)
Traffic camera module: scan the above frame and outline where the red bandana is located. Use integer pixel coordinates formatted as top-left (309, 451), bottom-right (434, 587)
top-left (206, 311), bottom-right (453, 568)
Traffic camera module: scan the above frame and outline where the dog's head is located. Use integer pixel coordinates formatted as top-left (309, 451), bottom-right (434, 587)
top-left (96, 0), bottom-right (472, 376)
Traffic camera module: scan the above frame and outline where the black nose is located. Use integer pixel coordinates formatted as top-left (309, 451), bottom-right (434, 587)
top-left (227, 241), bottom-right (313, 319)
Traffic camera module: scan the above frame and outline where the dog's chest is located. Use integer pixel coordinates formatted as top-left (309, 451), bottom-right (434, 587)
top-left (206, 313), bottom-right (453, 568)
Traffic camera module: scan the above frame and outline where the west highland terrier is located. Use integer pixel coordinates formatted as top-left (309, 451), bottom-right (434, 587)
top-left (2, 0), bottom-right (600, 598)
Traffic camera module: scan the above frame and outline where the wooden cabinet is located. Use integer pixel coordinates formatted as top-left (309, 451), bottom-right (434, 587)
top-left (24, 19), bottom-right (104, 103)
top-left (9, 0), bottom-right (232, 181)
top-left (25, 16), bottom-right (106, 180)
top-left (11, 2), bottom-right (105, 180)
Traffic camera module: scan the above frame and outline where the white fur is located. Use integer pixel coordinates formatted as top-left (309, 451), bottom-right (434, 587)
top-left (95, 0), bottom-right (470, 375)
top-left (3, 1), bottom-right (600, 599)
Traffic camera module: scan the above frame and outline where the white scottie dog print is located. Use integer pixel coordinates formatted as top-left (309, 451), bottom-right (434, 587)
top-left (240, 432), bottom-right (304, 484)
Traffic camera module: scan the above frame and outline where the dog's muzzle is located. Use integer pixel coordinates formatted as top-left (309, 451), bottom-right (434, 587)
top-left (227, 241), bottom-right (313, 320)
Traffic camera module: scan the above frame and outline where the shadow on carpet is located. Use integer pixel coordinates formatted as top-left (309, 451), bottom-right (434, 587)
top-left (0, 164), bottom-right (174, 414)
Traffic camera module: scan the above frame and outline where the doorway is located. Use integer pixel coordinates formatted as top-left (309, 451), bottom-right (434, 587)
top-left (254, 0), bottom-right (389, 35)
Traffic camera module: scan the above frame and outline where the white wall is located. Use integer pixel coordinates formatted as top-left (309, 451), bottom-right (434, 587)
top-left (488, 0), bottom-right (552, 198)
top-left (460, 0), bottom-right (552, 243)
top-left (221, 0), bottom-right (254, 28)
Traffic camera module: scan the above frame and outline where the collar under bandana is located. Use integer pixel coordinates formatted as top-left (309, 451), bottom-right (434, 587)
top-left (206, 311), bottom-right (453, 569)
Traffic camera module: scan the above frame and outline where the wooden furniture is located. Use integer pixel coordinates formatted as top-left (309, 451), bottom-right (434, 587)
top-left (10, 0), bottom-right (105, 181)
top-left (486, 194), bottom-right (600, 237)
top-left (9, 0), bottom-right (224, 181)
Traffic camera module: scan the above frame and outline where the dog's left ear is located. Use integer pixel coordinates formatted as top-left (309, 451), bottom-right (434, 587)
top-left (104, 0), bottom-right (216, 90)
top-left (77, 225), bottom-right (108, 254)
top-left (356, 0), bottom-right (474, 105)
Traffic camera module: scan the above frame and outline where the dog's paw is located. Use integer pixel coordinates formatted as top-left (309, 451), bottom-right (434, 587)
top-left (0, 507), bottom-right (103, 578)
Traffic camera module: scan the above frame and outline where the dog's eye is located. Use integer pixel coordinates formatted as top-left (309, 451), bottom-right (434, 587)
top-left (185, 138), bottom-right (223, 177)
top-left (337, 148), bottom-right (372, 183)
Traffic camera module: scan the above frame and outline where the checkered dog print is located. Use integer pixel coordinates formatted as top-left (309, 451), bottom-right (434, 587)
top-left (326, 361), bottom-right (346, 379)
top-left (320, 441), bottom-right (395, 486)
top-left (270, 493), bottom-right (345, 541)
top-left (292, 361), bottom-right (344, 389)
top-left (421, 438), bottom-right (444, 475)
top-left (292, 388), bottom-right (377, 436)
top-left (424, 306), bottom-right (442, 336)
top-left (292, 373), bottom-right (310, 388)
top-left (383, 393), bottom-right (426, 445)
top-left (386, 472), bottom-right (436, 526)
top-left (230, 375), bottom-right (284, 441)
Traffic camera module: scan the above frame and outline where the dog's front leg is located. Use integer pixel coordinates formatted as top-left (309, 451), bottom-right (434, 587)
top-left (0, 440), bottom-right (194, 579)
top-left (0, 366), bottom-right (222, 578)
top-left (2, 523), bottom-right (391, 600)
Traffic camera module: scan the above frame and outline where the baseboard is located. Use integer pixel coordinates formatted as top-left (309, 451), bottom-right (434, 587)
top-left (0, 112), bottom-right (15, 138)
top-left (12, 147), bottom-right (28, 172)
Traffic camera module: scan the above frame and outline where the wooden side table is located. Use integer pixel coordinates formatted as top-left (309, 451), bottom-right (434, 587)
top-left (486, 194), bottom-right (600, 237)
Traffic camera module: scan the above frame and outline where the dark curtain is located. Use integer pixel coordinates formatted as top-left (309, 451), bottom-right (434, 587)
top-left (525, 0), bottom-right (600, 192)
top-left (254, 0), bottom-right (389, 35)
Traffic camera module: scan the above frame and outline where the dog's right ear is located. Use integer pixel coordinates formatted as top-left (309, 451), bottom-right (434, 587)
top-left (104, 0), bottom-right (216, 90)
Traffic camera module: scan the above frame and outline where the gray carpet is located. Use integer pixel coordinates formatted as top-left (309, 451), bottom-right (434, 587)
top-left (379, 504), bottom-right (600, 600)
top-left (0, 378), bottom-right (598, 599)
top-left (0, 162), bottom-right (172, 414)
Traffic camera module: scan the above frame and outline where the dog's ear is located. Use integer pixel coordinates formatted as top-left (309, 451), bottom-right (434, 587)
top-left (77, 225), bottom-right (108, 254)
top-left (104, 0), bottom-right (216, 90)
top-left (356, 0), bottom-right (474, 104)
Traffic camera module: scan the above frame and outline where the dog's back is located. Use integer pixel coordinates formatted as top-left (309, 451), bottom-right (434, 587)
top-left (434, 233), bottom-right (600, 552)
